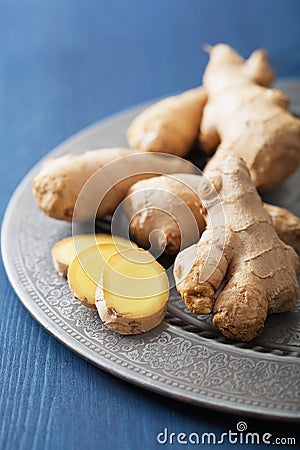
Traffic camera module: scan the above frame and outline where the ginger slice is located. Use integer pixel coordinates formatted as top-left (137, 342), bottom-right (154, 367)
top-left (96, 248), bottom-right (169, 334)
top-left (68, 243), bottom-right (129, 308)
top-left (52, 234), bottom-right (136, 277)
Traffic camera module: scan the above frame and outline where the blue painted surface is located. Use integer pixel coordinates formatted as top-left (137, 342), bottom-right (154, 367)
top-left (0, 1), bottom-right (299, 449)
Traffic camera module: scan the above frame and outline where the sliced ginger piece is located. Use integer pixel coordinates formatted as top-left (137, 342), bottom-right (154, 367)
top-left (68, 243), bottom-right (129, 308)
top-left (52, 234), bottom-right (136, 277)
top-left (96, 248), bottom-right (169, 334)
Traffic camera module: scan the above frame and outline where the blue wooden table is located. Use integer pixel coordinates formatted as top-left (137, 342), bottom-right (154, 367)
top-left (1, 1), bottom-right (300, 449)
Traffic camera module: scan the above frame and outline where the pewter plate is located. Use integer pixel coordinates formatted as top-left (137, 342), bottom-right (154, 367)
top-left (2, 80), bottom-right (300, 422)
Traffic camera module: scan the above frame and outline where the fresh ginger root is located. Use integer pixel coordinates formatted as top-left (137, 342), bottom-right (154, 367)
top-left (127, 87), bottom-right (207, 157)
top-left (200, 44), bottom-right (300, 190)
top-left (263, 204), bottom-right (300, 253)
top-left (96, 247), bottom-right (169, 334)
top-left (32, 148), bottom-right (194, 221)
top-left (125, 174), bottom-right (206, 254)
top-left (33, 148), bottom-right (134, 221)
top-left (125, 174), bottom-right (300, 254)
top-left (52, 234), bottom-right (137, 277)
top-left (174, 158), bottom-right (300, 342)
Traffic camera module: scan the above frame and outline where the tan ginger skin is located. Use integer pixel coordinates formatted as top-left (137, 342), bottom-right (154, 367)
top-left (200, 44), bottom-right (300, 190)
top-left (263, 204), bottom-right (300, 253)
top-left (125, 173), bottom-right (300, 254)
top-left (30, 44), bottom-right (300, 342)
top-left (32, 148), bottom-right (194, 222)
top-left (174, 158), bottom-right (300, 342)
top-left (32, 148), bottom-right (136, 221)
top-left (124, 45), bottom-right (300, 253)
top-left (32, 144), bottom-right (300, 253)
top-left (127, 87), bottom-right (207, 157)
top-left (126, 175), bottom-right (206, 254)
top-left (33, 47), bottom-right (300, 229)
top-left (96, 296), bottom-right (168, 335)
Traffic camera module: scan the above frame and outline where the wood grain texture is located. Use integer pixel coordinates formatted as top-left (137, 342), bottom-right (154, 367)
top-left (0, 0), bottom-right (300, 449)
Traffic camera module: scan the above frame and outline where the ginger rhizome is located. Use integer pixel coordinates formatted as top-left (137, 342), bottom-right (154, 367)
top-left (32, 149), bottom-right (194, 221)
top-left (200, 44), bottom-right (300, 190)
top-left (125, 174), bottom-right (206, 254)
top-left (127, 87), bottom-right (207, 157)
top-left (174, 158), bottom-right (300, 342)
top-left (124, 174), bottom-right (300, 254)
top-left (33, 148), bottom-right (133, 221)
top-left (31, 43), bottom-right (300, 339)
top-left (263, 204), bottom-right (300, 253)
